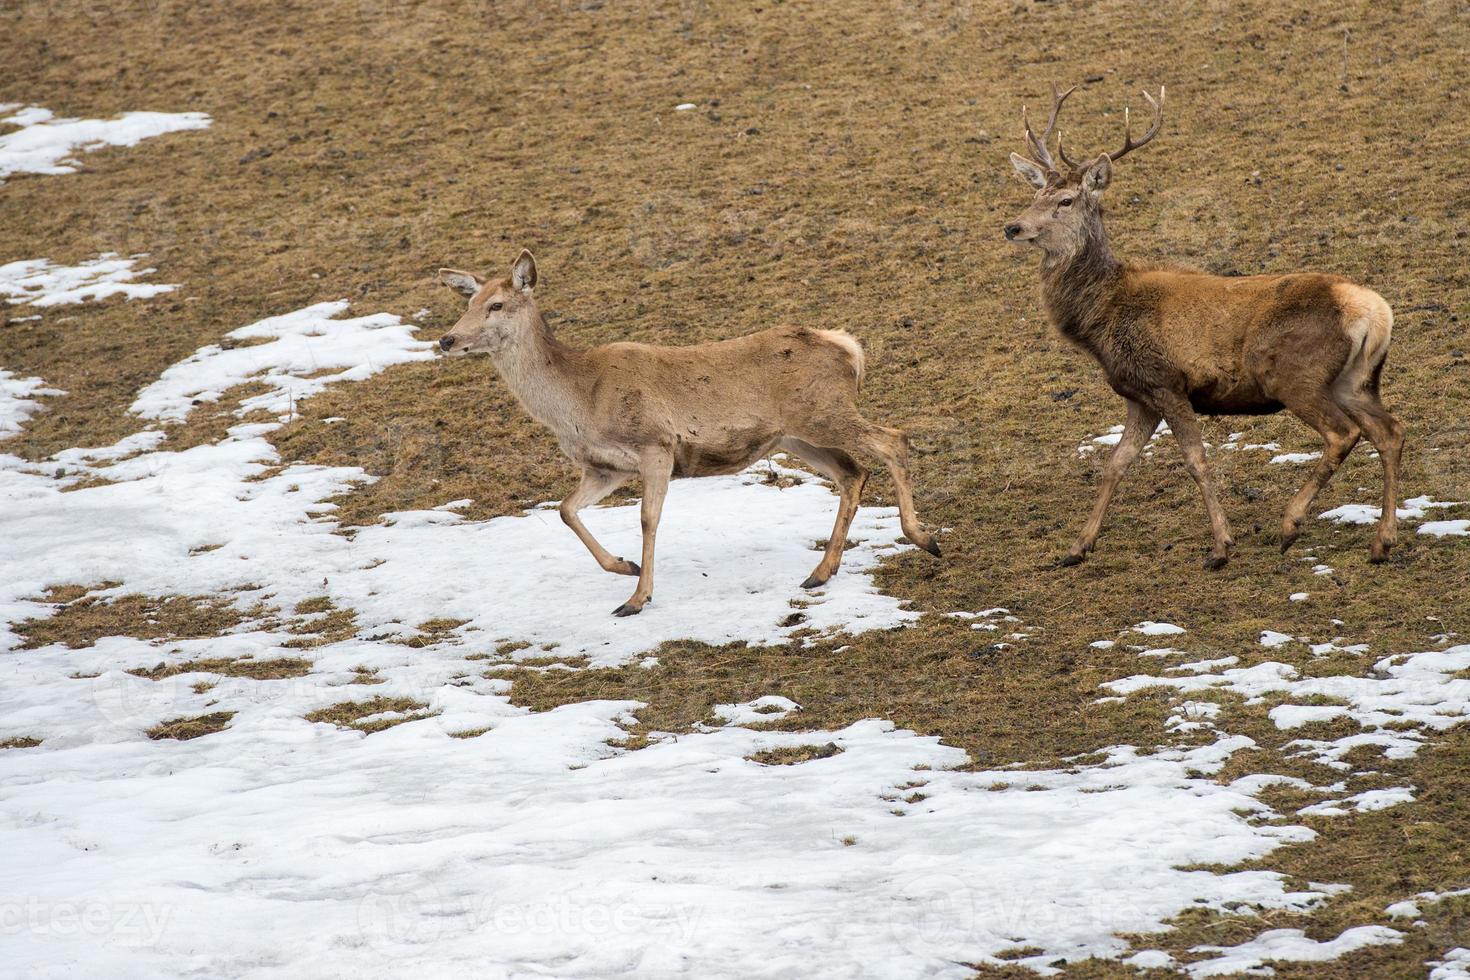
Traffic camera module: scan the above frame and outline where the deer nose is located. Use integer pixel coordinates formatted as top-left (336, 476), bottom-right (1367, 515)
top-left (1004, 223), bottom-right (1023, 241)
top-left (438, 336), bottom-right (455, 352)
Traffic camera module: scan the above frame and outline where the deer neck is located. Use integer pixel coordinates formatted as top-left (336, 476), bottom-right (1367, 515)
top-left (1039, 213), bottom-right (1123, 350)
top-left (490, 314), bottom-right (585, 431)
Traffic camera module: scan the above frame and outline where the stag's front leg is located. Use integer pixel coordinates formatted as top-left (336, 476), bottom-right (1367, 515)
top-left (1061, 400), bottom-right (1162, 566)
top-left (1160, 400), bottom-right (1234, 569)
top-left (613, 448), bottom-right (673, 617)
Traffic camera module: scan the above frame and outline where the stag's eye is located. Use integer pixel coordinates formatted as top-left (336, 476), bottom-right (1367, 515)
top-left (489, 302), bottom-right (504, 312)
top-left (1058, 197), bottom-right (1074, 208)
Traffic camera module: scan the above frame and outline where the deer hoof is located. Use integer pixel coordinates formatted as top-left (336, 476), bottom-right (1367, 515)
top-left (922, 538), bottom-right (942, 558)
top-left (1057, 552), bottom-right (1085, 568)
top-left (1203, 553), bottom-right (1230, 571)
top-left (612, 559), bottom-right (641, 576)
top-left (800, 574), bottom-right (828, 590)
top-left (1369, 541), bottom-right (1392, 564)
top-left (611, 602), bottom-right (643, 617)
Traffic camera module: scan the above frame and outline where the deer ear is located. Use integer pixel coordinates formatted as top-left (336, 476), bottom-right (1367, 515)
top-left (511, 250), bottom-right (538, 292)
top-left (439, 268), bottom-right (484, 298)
top-left (1082, 154), bottom-right (1112, 194)
top-left (1010, 152), bottom-right (1048, 190)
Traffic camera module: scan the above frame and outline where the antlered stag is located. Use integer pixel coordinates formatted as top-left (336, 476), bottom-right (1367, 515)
top-left (437, 250), bottom-right (940, 616)
top-left (1004, 84), bottom-right (1403, 569)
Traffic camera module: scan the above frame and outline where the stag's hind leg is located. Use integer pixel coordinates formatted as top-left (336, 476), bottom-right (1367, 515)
top-left (1062, 399), bottom-right (1161, 566)
top-left (778, 438), bottom-right (869, 589)
top-left (561, 467), bottom-right (641, 576)
top-left (1328, 284), bottom-right (1401, 562)
top-left (1278, 396), bottom-right (1361, 554)
top-left (1338, 391), bottom-right (1404, 562)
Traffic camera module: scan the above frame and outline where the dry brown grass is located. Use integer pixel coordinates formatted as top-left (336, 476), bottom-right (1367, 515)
top-left (146, 712), bottom-right (234, 741)
top-left (304, 695), bottom-right (433, 734)
top-left (746, 742), bottom-right (843, 765)
top-left (0, 736), bottom-right (43, 750)
top-left (4, 0), bottom-right (1469, 973)
top-left (128, 656), bottom-right (312, 681)
top-left (15, 592), bottom-right (246, 650)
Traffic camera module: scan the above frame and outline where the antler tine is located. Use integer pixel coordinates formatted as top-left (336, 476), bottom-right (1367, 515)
top-left (1107, 85), bottom-right (1166, 163)
top-left (1056, 129), bottom-right (1080, 171)
top-left (1021, 81), bottom-right (1076, 174)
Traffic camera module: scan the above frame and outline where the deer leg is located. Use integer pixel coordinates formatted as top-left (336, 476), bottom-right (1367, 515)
top-left (1061, 400), bottom-right (1162, 566)
top-left (778, 438), bottom-right (869, 589)
top-left (613, 449), bottom-right (673, 617)
top-left (1278, 398), bottom-right (1360, 554)
top-left (1338, 395), bottom-right (1405, 563)
top-left (560, 467), bottom-right (640, 576)
top-left (855, 423), bottom-right (941, 558)
top-left (1159, 400), bottom-right (1234, 569)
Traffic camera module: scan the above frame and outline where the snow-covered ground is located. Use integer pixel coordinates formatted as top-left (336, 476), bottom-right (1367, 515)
top-left (0, 105), bottom-right (210, 181)
top-left (2, 299), bottom-right (1468, 973)
top-left (0, 253), bottom-right (177, 307)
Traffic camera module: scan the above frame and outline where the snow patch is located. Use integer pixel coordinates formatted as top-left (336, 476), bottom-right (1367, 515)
top-left (131, 300), bottom-right (435, 422)
top-left (0, 253), bottom-right (176, 307)
top-left (0, 105), bottom-right (211, 181)
top-left (1186, 925), bottom-right (1402, 977)
top-left (0, 369), bottom-right (64, 439)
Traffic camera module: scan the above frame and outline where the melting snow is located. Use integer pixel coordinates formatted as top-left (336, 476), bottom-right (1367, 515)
top-left (1319, 495), bottom-right (1465, 526)
top-left (0, 370), bottom-right (64, 439)
top-left (1132, 621), bottom-right (1186, 637)
top-left (0, 253), bottom-right (176, 307)
top-left (1186, 925), bottom-right (1402, 977)
top-left (132, 300), bottom-right (435, 422)
top-left (2, 293), bottom-right (1465, 976)
top-left (1432, 948), bottom-right (1470, 980)
top-left (0, 105), bottom-right (211, 181)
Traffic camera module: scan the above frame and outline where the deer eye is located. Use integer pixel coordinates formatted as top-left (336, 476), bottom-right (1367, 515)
top-left (1058, 197), bottom-right (1074, 208)
top-left (488, 302), bottom-right (504, 312)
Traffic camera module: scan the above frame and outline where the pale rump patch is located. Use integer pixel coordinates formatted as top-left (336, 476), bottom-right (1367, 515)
top-left (1331, 282), bottom-right (1393, 393)
top-left (814, 328), bottom-right (865, 387)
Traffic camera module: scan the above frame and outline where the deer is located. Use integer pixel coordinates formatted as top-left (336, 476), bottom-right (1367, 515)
top-left (1004, 84), bottom-right (1403, 570)
top-left (436, 250), bottom-right (941, 616)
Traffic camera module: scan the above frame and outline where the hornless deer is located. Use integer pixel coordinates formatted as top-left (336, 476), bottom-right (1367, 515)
top-left (1004, 84), bottom-right (1403, 569)
top-left (437, 250), bottom-right (941, 616)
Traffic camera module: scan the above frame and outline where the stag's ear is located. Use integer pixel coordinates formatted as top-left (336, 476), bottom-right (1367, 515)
top-left (1082, 154), bottom-right (1112, 195)
top-left (439, 268), bottom-right (484, 298)
top-left (511, 249), bottom-right (538, 292)
top-left (1010, 152), bottom-right (1048, 190)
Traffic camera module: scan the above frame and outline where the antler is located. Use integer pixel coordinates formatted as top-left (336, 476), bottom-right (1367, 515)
top-left (1020, 82), bottom-right (1076, 175)
top-left (1106, 86), bottom-right (1165, 163)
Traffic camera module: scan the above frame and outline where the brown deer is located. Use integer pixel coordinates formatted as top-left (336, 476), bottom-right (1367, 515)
top-left (1004, 84), bottom-right (1402, 569)
top-left (437, 250), bottom-right (940, 616)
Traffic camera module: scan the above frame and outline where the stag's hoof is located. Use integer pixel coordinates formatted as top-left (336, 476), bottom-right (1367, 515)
top-left (611, 558), bottom-right (641, 576)
top-left (801, 574), bottom-right (828, 590)
top-left (1368, 540), bottom-right (1392, 564)
top-left (612, 602), bottom-right (644, 617)
top-left (1057, 552), bottom-right (1085, 568)
top-left (922, 537), bottom-right (942, 558)
top-left (1203, 552), bottom-right (1230, 571)
top-left (1280, 523), bottom-right (1301, 553)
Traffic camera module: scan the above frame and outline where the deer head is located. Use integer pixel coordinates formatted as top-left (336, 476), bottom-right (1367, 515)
top-left (437, 249), bottom-right (540, 356)
top-left (1003, 83), bottom-right (1164, 259)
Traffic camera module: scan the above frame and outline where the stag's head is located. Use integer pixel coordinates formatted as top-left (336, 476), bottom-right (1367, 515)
top-left (436, 250), bottom-right (540, 356)
top-left (1003, 83), bottom-right (1164, 259)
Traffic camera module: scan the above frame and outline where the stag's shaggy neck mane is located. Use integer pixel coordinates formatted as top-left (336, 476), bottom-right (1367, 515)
top-left (1038, 208), bottom-right (1124, 349)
